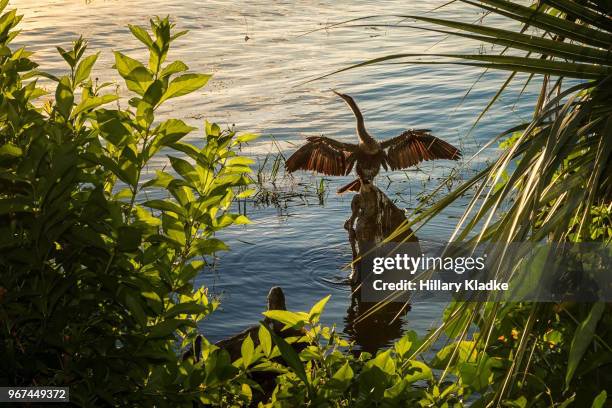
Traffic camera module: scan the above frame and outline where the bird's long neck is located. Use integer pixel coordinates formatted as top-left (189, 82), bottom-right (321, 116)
top-left (343, 95), bottom-right (376, 146)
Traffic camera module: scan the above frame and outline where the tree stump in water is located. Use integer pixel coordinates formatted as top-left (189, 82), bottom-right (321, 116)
top-left (210, 286), bottom-right (304, 403)
top-left (344, 182), bottom-right (420, 286)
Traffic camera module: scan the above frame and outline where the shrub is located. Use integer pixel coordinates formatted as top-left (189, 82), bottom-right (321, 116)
top-left (0, 7), bottom-right (257, 406)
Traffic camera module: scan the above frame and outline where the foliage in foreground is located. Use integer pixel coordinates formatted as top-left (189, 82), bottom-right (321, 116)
top-left (1, 1), bottom-right (610, 407)
top-left (0, 6), bottom-right (257, 406)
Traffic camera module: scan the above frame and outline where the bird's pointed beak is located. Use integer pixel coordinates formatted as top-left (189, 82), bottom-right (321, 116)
top-left (331, 89), bottom-right (351, 103)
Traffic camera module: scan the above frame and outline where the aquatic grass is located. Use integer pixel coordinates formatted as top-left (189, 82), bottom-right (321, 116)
top-left (316, 177), bottom-right (327, 205)
top-left (251, 132), bottom-right (339, 210)
top-left (270, 153), bottom-right (283, 184)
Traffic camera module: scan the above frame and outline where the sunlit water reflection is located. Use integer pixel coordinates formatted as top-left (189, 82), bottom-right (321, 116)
top-left (13, 0), bottom-right (539, 348)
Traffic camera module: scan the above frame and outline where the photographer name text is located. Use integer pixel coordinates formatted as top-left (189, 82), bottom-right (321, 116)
top-left (372, 279), bottom-right (509, 292)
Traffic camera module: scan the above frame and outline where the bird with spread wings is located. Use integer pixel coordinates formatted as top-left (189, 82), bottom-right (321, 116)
top-left (286, 91), bottom-right (461, 193)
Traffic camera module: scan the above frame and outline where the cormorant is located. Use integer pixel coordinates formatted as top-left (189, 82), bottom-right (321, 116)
top-left (286, 91), bottom-right (461, 193)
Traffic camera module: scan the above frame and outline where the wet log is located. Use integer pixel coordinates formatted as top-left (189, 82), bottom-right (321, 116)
top-left (214, 286), bottom-right (303, 360)
top-left (212, 286), bottom-right (304, 404)
top-left (344, 182), bottom-right (420, 285)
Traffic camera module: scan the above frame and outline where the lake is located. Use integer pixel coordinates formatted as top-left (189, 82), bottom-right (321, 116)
top-left (13, 0), bottom-right (539, 350)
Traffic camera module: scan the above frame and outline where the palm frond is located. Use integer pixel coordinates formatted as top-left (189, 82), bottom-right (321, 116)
top-left (321, 0), bottom-right (612, 402)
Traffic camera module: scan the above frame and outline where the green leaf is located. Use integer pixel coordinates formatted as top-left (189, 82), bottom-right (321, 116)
top-left (189, 238), bottom-right (229, 258)
top-left (153, 119), bottom-right (196, 146)
top-left (114, 51), bottom-right (153, 95)
top-left (162, 213), bottom-right (186, 246)
top-left (265, 325), bottom-right (309, 387)
top-left (81, 152), bottom-right (120, 182)
top-left (143, 79), bottom-right (164, 107)
top-left (0, 0), bottom-right (9, 14)
top-left (504, 396), bottom-right (528, 408)
top-left (241, 334), bottom-right (255, 368)
top-left (566, 302), bottom-right (605, 388)
top-left (117, 146), bottom-right (139, 186)
top-left (134, 206), bottom-right (161, 228)
top-left (169, 156), bottom-right (199, 185)
top-left (160, 60), bottom-right (189, 78)
top-left (167, 181), bottom-right (194, 207)
top-left (171, 29), bottom-right (189, 42)
top-left (394, 333), bottom-right (414, 358)
top-left (205, 120), bottom-right (221, 137)
top-left (258, 324), bottom-right (272, 357)
top-left (143, 199), bottom-right (185, 216)
top-left (74, 52), bottom-right (98, 85)
top-left (545, 0), bottom-right (612, 32)
top-left (114, 51), bottom-right (145, 78)
top-left (142, 170), bottom-right (174, 189)
top-left (164, 302), bottom-right (208, 319)
top-left (390, 54), bottom-right (607, 79)
top-left (25, 86), bottom-right (48, 101)
top-left (136, 99), bottom-right (153, 127)
top-left (166, 142), bottom-right (200, 163)
top-left (458, 356), bottom-right (502, 391)
top-left (442, 301), bottom-right (475, 338)
top-left (308, 295), bottom-right (330, 323)
top-left (125, 293), bottom-right (147, 326)
top-left (235, 133), bottom-right (259, 143)
top-left (0, 143), bottom-right (22, 159)
top-left (262, 310), bottom-right (309, 330)
top-left (367, 349), bottom-right (396, 375)
top-left (177, 261), bottom-right (204, 285)
top-left (239, 383), bottom-right (252, 404)
top-left (383, 378), bottom-right (408, 400)
top-left (214, 213), bottom-right (251, 229)
top-left (55, 76), bottom-right (73, 118)
top-left (592, 390), bottom-right (607, 408)
top-left (431, 341), bottom-right (477, 369)
top-left (56, 45), bottom-right (75, 68)
top-left (404, 360), bottom-right (432, 383)
top-left (237, 189), bottom-right (256, 199)
top-left (72, 94), bottom-right (118, 118)
top-left (331, 361), bottom-right (353, 384)
top-left (558, 395), bottom-right (576, 408)
top-left (147, 318), bottom-right (195, 339)
top-left (392, 14), bottom-right (612, 64)
top-left (227, 156), bottom-right (255, 166)
top-left (129, 24), bottom-right (153, 48)
top-left (159, 73), bottom-right (211, 104)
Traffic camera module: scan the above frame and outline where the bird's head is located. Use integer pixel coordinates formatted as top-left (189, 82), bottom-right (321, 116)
top-left (331, 89), bottom-right (354, 105)
top-left (331, 89), bottom-right (364, 120)
top-left (331, 89), bottom-right (370, 138)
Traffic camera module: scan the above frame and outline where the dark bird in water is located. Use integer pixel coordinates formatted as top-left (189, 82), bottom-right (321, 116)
top-left (286, 91), bottom-right (461, 193)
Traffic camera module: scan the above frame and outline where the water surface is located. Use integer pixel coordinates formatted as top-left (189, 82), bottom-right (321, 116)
top-left (13, 0), bottom-right (539, 349)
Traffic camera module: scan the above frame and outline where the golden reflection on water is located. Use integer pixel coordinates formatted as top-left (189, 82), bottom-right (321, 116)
top-left (11, 0), bottom-right (487, 138)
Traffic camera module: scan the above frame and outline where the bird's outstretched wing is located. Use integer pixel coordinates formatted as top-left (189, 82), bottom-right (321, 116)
top-left (381, 129), bottom-right (461, 170)
top-left (285, 136), bottom-right (357, 176)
